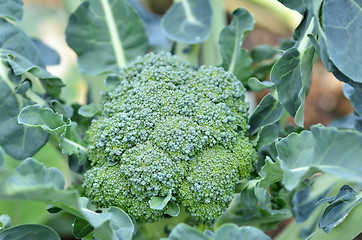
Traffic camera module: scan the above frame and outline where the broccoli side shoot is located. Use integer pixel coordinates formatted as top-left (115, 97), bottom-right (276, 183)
top-left (83, 52), bottom-right (257, 222)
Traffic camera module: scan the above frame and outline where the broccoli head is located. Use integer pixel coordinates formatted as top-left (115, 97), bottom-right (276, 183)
top-left (83, 52), bottom-right (257, 222)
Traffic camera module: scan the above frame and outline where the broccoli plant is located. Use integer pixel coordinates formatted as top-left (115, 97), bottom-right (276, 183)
top-left (0, 0), bottom-right (362, 240)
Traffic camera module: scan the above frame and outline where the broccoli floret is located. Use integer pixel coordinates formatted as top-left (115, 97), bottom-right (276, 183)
top-left (83, 52), bottom-right (257, 222)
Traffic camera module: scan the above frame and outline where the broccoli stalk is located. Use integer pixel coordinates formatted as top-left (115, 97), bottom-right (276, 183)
top-left (83, 52), bottom-right (257, 223)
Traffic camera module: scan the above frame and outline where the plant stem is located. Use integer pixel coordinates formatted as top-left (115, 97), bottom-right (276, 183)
top-left (175, 43), bottom-right (200, 66)
top-left (200, 0), bottom-right (226, 66)
top-left (297, 17), bottom-right (315, 53)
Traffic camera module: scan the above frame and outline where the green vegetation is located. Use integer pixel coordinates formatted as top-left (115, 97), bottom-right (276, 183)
top-left (1, 0), bottom-right (362, 239)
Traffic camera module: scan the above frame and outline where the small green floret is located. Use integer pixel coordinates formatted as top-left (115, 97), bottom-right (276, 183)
top-left (83, 52), bottom-right (257, 222)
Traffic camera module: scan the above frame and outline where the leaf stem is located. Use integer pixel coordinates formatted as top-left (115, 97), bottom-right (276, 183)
top-left (297, 17), bottom-right (315, 53)
top-left (201, 0), bottom-right (226, 65)
top-left (61, 137), bottom-right (88, 154)
top-left (175, 43), bottom-right (200, 66)
top-left (100, 0), bottom-right (127, 68)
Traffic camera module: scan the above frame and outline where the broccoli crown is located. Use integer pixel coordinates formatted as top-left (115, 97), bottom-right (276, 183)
top-left (83, 52), bottom-right (257, 222)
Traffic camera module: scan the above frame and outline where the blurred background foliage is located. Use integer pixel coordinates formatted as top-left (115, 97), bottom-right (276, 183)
top-left (0, 0), bottom-right (354, 239)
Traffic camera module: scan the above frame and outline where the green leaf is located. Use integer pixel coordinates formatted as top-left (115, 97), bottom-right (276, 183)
top-left (258, 158), bottom-right (283, 190)
top-left (277, 0), bottom-right (306, 14)
top-left (292, 175), bottom-right (335, 223)
top-left (344, 83), bottom-right (362, 119)
top-left (0, 224), bottom-right (60, 240)
top-left (240, 180), bottom-right (259, 210)
top-left (249, 93), bottom-right (284, 135)
top-left (247, 77), bottom-right (274, 92)
top-left (0, 215), bottom-right (11, 230)
top-left (307, 198), bottom-right (362, 240)
top-left (251, 45), bottom-right (278, 63)
top-left (59, 122), bottom-right (87, 161)
top-left (316, 185), bottom-right (362, 233)
top-left (1, 49), bottom-right (64, 98)
top-left (271, 1), bottom-right (319, 128)
top-left (270, 46), bottom-right (315, 127)
top-left (31, 39), bottom-right (60, 66)
top-left (307, 0), bottom-right (333, 72)
top-left (6, 158), bottom-right (65, 191)
top-left (0, 67), bottom-right (49, 160)
top-left (161, 0), bottom-right (212, 44)
top-left (0, 19), bottom-right (45, 67)
top-left (276, 125), bottom-right (362, 190)
top-left (322, 0), bottom-right (362, 83)
top-left (92, 207), bottom-right (134, 240)
top-left (49, 100), bottom-right (73, 120)
top-left (219, 8), bottom-right (254, 84)
top-left (214, 224), bottom-right (271, 240)
top-left (256, 124), bottom-right (279, 149)
top-left (46, 205), bottom-right (62, 214)
top-left (167, 223), bottom-right (210, 240)
top-left (18, 105), bottom-right (67, 136)
top-left (73, 217), bottom-right (94, 239)
top-left (165, 202), bottom-right (180, 217)
top-left (149, 190), bottom-right (172, 210)
top-left (105, 74), bottom-right (122, 92)
top-left (66, 0), bottom-right (148, 75)
top-left (78, 103), bottom-right (99, 118)
top-left (0, 159), bottom-right (134, 239)
top-left (0, 0), bottom-right (23, 21)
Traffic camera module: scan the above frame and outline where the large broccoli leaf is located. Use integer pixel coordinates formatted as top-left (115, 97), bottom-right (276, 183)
top-left (66, 0), bottom-right (148, 75)
top-left (0, 0), bottom-right (23, 22)
top-left (276, 125), bottom-right (362, 190)
top-left (0, 158), bottom-right (134, 240)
